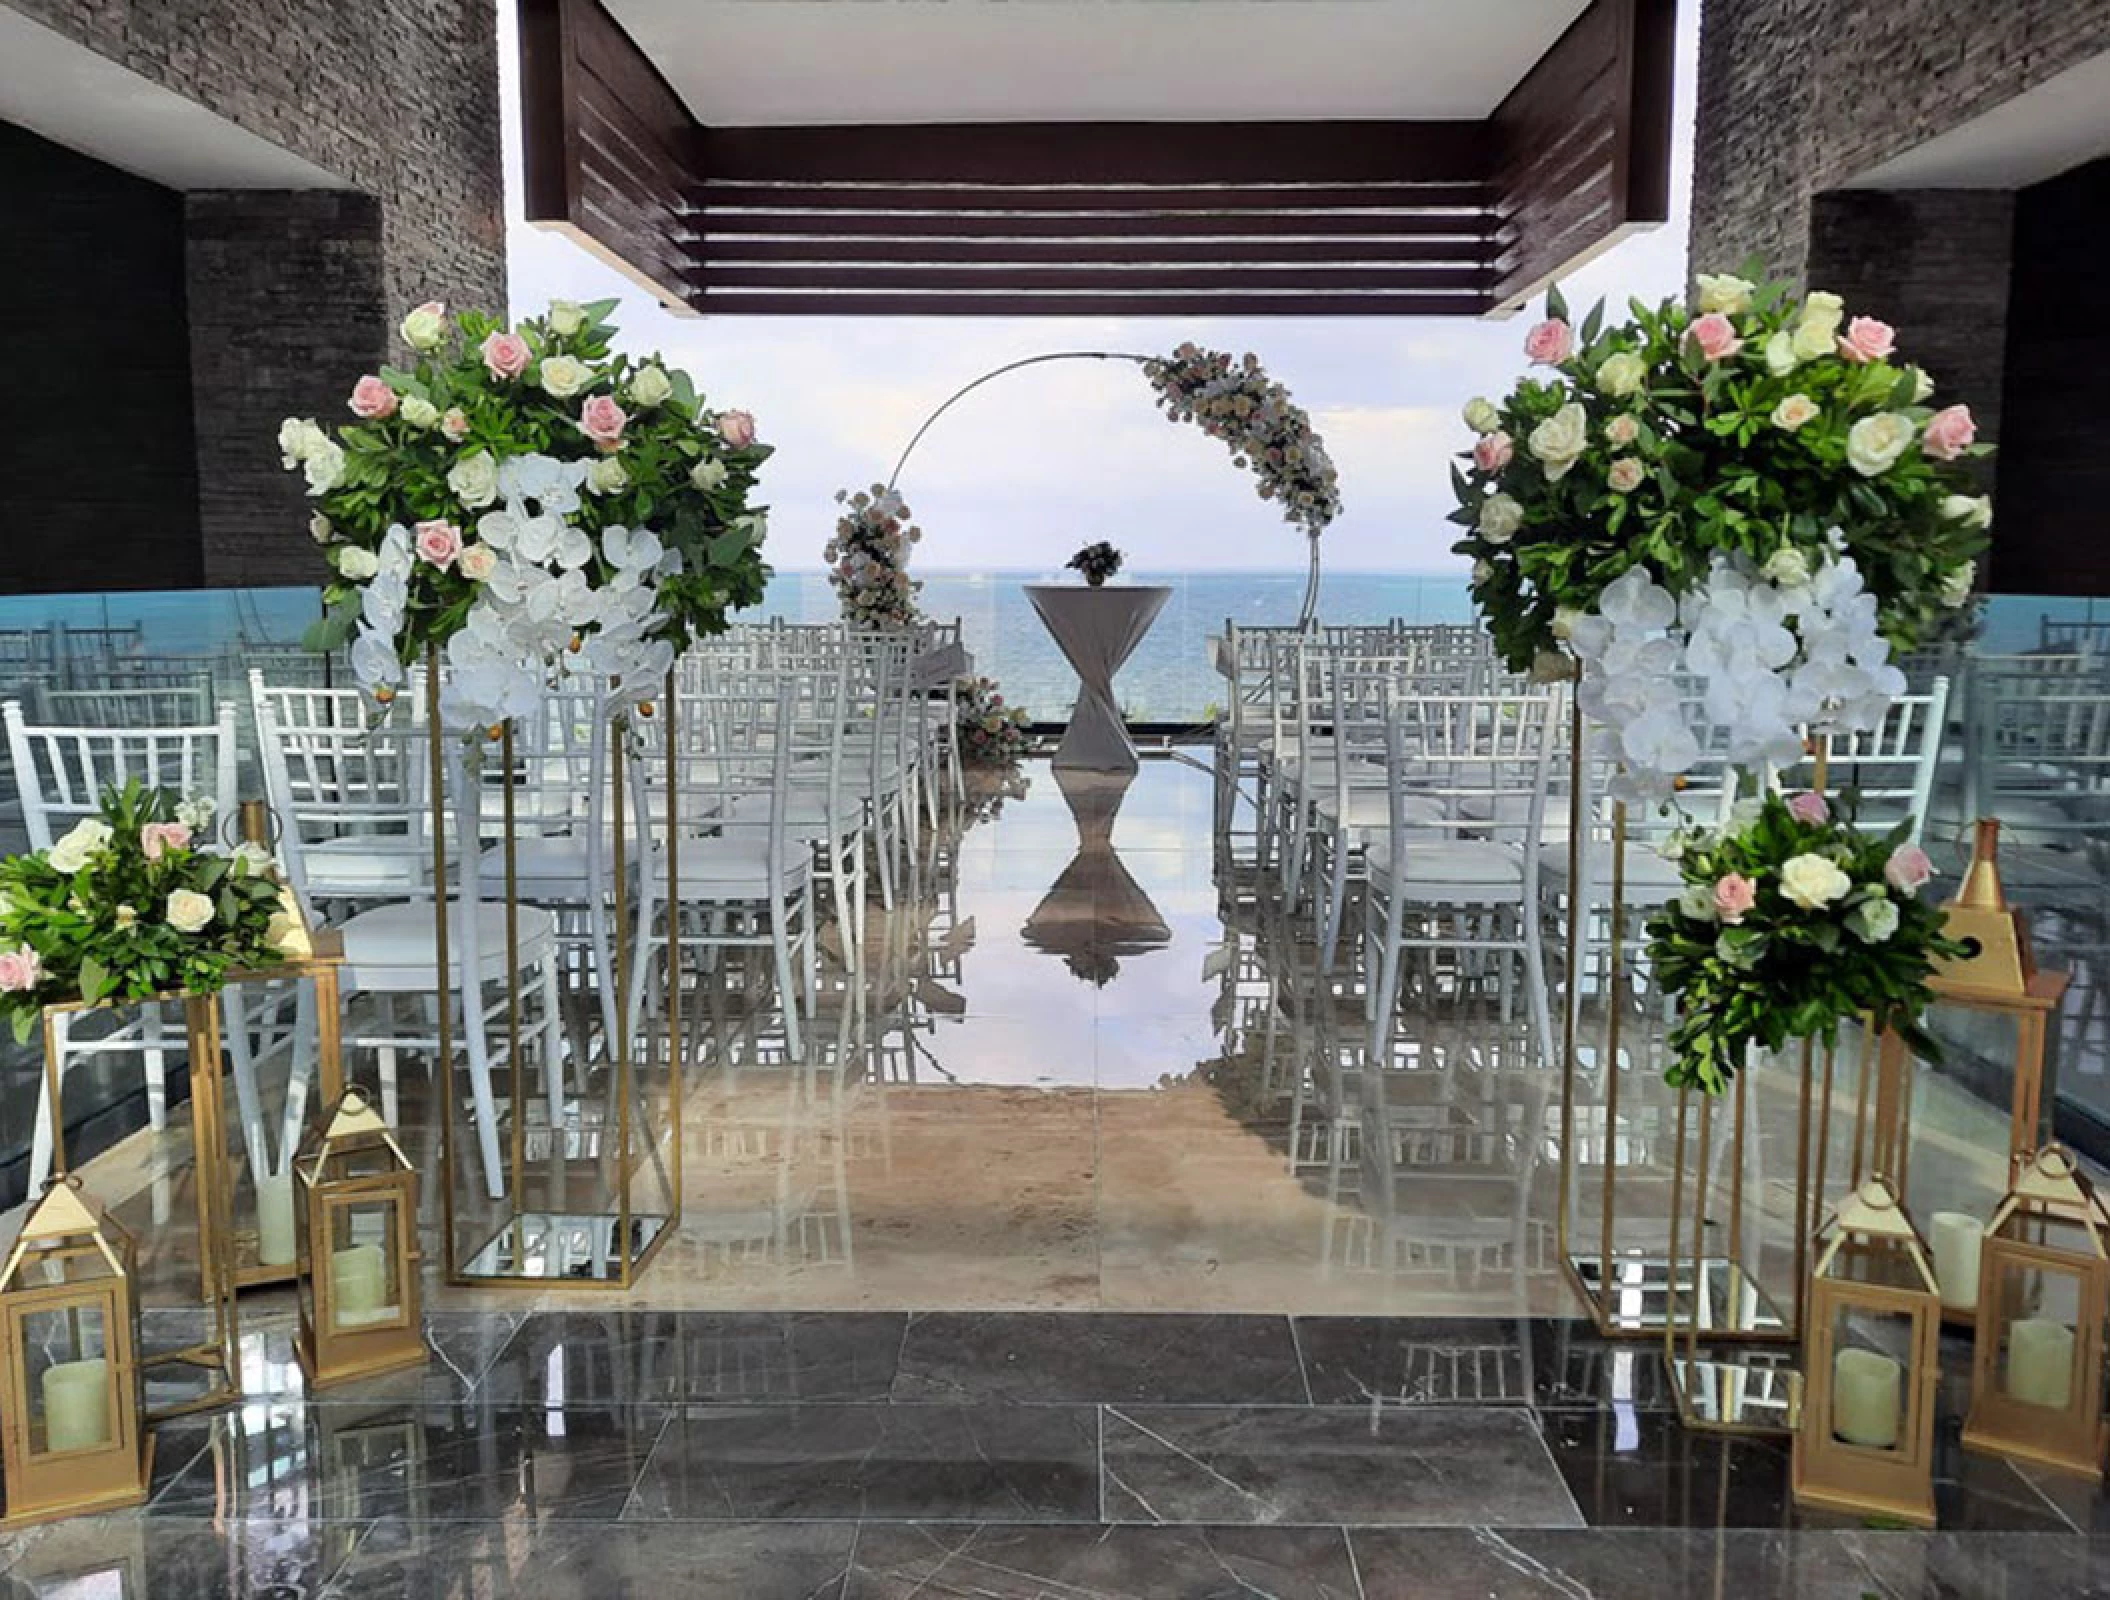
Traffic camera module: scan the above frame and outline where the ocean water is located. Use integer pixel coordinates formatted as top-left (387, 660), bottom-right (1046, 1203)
top-left (0, 574), bottom-right (2094, 725)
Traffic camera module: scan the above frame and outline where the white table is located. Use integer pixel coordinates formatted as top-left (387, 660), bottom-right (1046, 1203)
top-left (1025, 583), bottom-right (1171, 772)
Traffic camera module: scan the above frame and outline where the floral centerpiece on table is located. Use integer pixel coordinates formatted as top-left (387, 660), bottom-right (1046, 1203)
top-left (827, 485), bottom-right (922, 629)
top-left (280, 297), bottom-right (772, 728)
top-left (1145, 343), bottom-right (1341, 539)
top-left (955, 676), bottom-right (1031, 766)
top-left (0, 784), bottom-right (295, 1043)
top-left (1066, 542), bottom-right (1124, 587)
top-left (1451, 268), bottom-right (1990, 794)
top-left (1644, 790), bottom-right (1964, 1093)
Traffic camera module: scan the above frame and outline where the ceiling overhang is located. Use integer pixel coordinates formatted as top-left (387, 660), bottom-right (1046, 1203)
top-left (518, 0), bottom-right (1675, 318)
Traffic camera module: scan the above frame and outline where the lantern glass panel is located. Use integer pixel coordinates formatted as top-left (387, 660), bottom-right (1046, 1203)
top-left (1989, 1254), bottom-right (2085, 1412)
top-left (1825, 1299), bottom-right (1918, 1453)
top-left (322, 1195), bottom-right (404, 1332)
top-left (16, 1303), bottom-right (114, 1455)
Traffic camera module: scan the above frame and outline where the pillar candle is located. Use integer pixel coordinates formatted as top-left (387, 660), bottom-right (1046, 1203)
top-left (40, 1357), bottom-right (111, 1452)
top-left (1929, 1212), bottom-right (1984, 1311)
top-left (2007, 1318), bottom-right (2076, 1409)
top-left (331, 1242), bottom-right (392, 1329)
top-left (1832, 1347), bottom-right (1903, 1449)
top-left (256, 1173), bottom-right (297, 1267)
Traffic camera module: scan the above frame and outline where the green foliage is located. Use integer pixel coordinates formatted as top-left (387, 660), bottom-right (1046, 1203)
top-left (0, 782), bottom-right (289, 1043)
top-left (1642, 790), bottom-right (1965, 1094)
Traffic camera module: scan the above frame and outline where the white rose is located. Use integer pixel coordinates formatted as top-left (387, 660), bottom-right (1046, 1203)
top-left (278, 417), bottom-right (319, 466)
top-left (399, 301), bottom-right (447, 351)
top-left (1606, 457), bottom-right (1645, 493)
top-left (1790, 321), bottom-right (1834, 362)
top-left (1694, 273), bottom-right (1755, 315)
top-left (1942, 494), bottom-right (1993, 531)
top-left (1677, 885), bottom-right (1717, 922)
top-left (448, 449), bottom-right (501, 508)
top-left (47, 818), bottom-right (113, 874)
top-left (1940, 561), bottom-right (1977, 608)
top-left (1780, 852), bottom-right (1853, 911)
top-left (1845, 412), bottom-right (1915, 477)
top-left (308, 513), bottom-right (333, 545)
top-left (1604, 414), bottom-right (1640, 448)
top-left (336, 546), bottom-right (380, 580)
top-left (1472, 559), bottom-right (1494, 584)
top-left (458, 543), bottom-right (498, 582)
top-left (165, 889), bottom-right (215, 935)
top-left (689, 457), bottom-right (729, 492)
top-left (538, 355), bottom-right (590, 398)
top-left (1770, 393), bottom-right (1820, 432)
top-left (302, 439), bottom-right (345, 495)
top-left (587, 457), bottom-right (630, 496)
top-left (1761, 546), bottom-right (1811, 587)
top-left (400, 394), bottom-right (440, 430)
top-left (1762, 330), bottom-right (1799, 377)
top-left (1552, 605), bottom-right (1582, 641)
top-left (1847, 897), bottom-right (1900, 944)
top-left (1800, 290), bottom-right (1844, 333)
top-left (1527, 402), bottom-right (1588, 480)
top-left (628, 365), bottom-right (673, 408)
top-left (1463, 397), bottom-right (1501, 435)
top-left (1595, 351), bottom-right (1647, 398)
top-left (1909, 366), bottom-right (1935, 403)
top-left (547, 300), bottom-right (586, 336)
top-left (1478, 493), bottom-right (1525, 544)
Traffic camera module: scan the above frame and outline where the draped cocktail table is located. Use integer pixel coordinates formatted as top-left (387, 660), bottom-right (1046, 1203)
top-left (1024, 583), bottom-right (1171, 772)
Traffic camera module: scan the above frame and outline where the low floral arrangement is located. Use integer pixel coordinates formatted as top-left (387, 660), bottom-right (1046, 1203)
top-left (1452, 268), bottom-right (1991, 793)
top-left (1145, 343), bottom-right (1341, 540)
top-left (827, 485), bottom-right (922, 629)
top-left (282, 297), bottom-right (772, 726)
top-left (956, 676), bottom-right (1031, 766)
top-left (0, 784), bottom-right (296, 1042)
top-left (1066, 542), bottom-right (1123, 586)
top-left (1644, 790), bottom-right (1962, 1093)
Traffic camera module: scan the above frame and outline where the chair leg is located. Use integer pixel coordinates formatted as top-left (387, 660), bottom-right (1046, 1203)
top-left (773, 904), bottom-right (805, 1059)
top-left (1319, 830), bottom-right (1350, 970)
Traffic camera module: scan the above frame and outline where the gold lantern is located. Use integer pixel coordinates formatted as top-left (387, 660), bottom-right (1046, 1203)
top-left (1792, 1177), bottom-right (1942, 1527)
top-left (1963, 1145), bottom-right (2110, 1479)
top-left (0, 1176), bottom-right (153, 1526)
top-left (295, 1088), bottom-right (426, 1388)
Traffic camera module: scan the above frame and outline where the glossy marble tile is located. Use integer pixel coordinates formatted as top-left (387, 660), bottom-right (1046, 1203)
top-left (1292, 1315), bottom-right (1678, 1412)
top-left (626, 1403), bottom-right (1101, 1523)
top-left (891, 1312), bottom-right (1307, 1405)
top-left (0, 1515), bottom-right (355, 1600)
top-left (1100, 1404), bottom-right (1582, 1528)
top-left (487, 1310), bottom-right (908, 1405)
top-left (844, 1522), bottom-right (1362, 1600)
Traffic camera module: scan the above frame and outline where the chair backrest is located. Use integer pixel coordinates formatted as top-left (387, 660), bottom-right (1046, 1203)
top-left (2040, 616), bottom-right (2110, 658)
top-left (1383, 690), bottom-right (1560, 865)
top-left (1780, 678), bottom-right (1950, 844)
top-left (249, 674), bottom-right (426, 905)
top-left (1962, 680), bottom-right (2110, 846)
top-left (32, 677), bottom-right (217, 730)
top-left (3, 697), bottom-right (239, 850)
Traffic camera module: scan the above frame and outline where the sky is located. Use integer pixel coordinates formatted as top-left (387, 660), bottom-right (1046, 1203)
top-left (496, 4), bottom-right (1699, 577)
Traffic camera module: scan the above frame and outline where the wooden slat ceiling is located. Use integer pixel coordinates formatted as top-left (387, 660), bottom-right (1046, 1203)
top-left (520, 0), bottom-right (1675, 318)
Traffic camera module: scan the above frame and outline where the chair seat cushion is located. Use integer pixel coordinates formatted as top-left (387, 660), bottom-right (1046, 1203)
top-left (1315, 789), bottom-right (1446, 830)
top-left (651, 835), bottom-right (813, 894)
top-left (1368, 839), bottom-right (1528, 896)
top-left (303, 835), bottom-right (423, 892)
top-left (336, 900), bottom-right (558, 988)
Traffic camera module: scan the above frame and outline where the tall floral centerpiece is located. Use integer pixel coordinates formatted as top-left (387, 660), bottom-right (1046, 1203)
top-left (282, 296), bottom-right (772, 725)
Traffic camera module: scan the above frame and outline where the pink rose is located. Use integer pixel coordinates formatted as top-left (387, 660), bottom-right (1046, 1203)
top-left (1786, 790), bottom-right (1829, 825)
top-left (717, 409), bottom-right (758, 448)
top-left (1687, 313), bottom-right (1744, 363)
top-left (1836, 316), bottom-right (1897, 364)
top-left (480, 330), bottom-right (531, 381)
top-left (0, 944), bottom-right (41, 994)
top-left (414, 519), bottom-right (463, 569)
top-left (140, 821), bottom-right (192, 862)
top-left (1885, 843), bottom-right (1934, 893)
top-left (457, 543), bottom-right (497, 582)
top-left (440, 407), bottom-right (470, 443)
top-left (1921, 404), bottom-right (1977, 461)
top-left (348, 375), bottom-right (397, 420)
top-left (1713, 873), bottom-right (1757, 925)
top-left (580, 394), bottom-right (628, 450)
top-left (1473, 431), bottom-right (1514, 473)
top-left (1606, 457), bottom-right (1646, 493)
top-left (1523, 318), bottom-right (1573, 366)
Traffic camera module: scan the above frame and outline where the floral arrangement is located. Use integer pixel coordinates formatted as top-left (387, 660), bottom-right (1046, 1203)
top-left (1451, 270), bottom-right (1990, 791)
top-left (281, 297), bottom-right (773, 725)
top-left (955, 676), bottom-right (1031, 765)
top-left (1144, 343), bottom-right (1341, 539)
top-left (1066, 542), bottom-right (1123, 586)
top-left (1644, 789), bottom-right (1962, 1093)
top-left (0, 784), bottom-right (295, 1042)
top-left (827, 485), bottom-right (922, 629)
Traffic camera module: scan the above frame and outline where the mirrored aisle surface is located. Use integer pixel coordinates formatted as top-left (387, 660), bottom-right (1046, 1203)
top-left (12, 757), bottom-right (2110, 1597)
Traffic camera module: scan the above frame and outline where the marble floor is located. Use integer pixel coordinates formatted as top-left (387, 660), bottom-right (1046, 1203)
top-left (10, 755), bottom-right (2110, 1593)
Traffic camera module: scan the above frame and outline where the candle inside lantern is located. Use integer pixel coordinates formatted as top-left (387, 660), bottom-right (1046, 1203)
top-left (1832, 1347), bottom-right (1903, 1449)
top-left (40, 1357), bottom-right (111, 1452)
top-left (2006, 1318), bottom-right (2076, 1409)
top-left (1930, 1211), bottom-right (1983, 1311)
top-left (256, 1172), bottom-right (297, 1267)
top-left (330, 1242), bottom-right (392, 1329)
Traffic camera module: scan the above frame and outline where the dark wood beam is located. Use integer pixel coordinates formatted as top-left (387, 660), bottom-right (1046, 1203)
top-left (696, 210), bottom-right (1496, 240)
top-left (687, 265), bottom-right (1498, 294)
top-left (689, 292), bottom-right (1490, 317)
top-left (687, 182), bottom-right (1497, 214)
top-left (695, 236), bottom-right (1495, 266)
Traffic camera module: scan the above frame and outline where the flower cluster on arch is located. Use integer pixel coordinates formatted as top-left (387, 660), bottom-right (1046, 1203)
top-left (826, 485), bottom-right (923, 631)
top-left (1143, 343), bottom-right (1342, 539)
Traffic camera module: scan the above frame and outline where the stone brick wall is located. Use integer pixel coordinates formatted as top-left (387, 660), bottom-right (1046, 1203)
top-left (1691, 0), bottom-right (2110, 282)
top-left (4, 0), bottom-right (505, 586)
